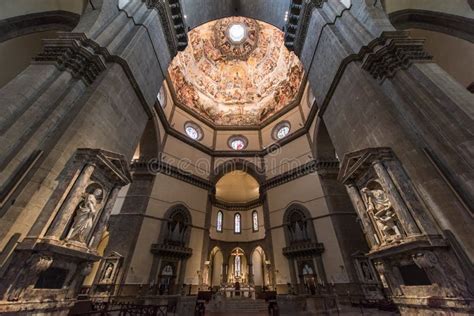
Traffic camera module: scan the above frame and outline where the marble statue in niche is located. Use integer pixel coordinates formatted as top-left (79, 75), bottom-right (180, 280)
top-left (361, 184), bottom-right (402, 243)
top-left (66, 184), bottom-right (104, 244)
top-left (360, 261), bottom-right (374, 281)
top-left (100, 262), bottom-right (115, 283)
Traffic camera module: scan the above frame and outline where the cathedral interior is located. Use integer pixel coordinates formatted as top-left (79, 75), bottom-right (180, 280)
top-left (0, 0), bottom-right (473, 315)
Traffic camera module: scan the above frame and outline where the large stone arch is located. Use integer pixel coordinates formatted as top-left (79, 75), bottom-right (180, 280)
top-left (211, 158), bottom-right (264, 186)
top-left (158, 204), bottom-right (193, 246)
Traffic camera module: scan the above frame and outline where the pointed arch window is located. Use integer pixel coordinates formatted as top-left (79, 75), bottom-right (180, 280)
top-left (217, 211), bottom-right (223, 232)
top-left (252, 210), bottom-right (259, 232)
top-left (234, 213), bottom-right (241, 234)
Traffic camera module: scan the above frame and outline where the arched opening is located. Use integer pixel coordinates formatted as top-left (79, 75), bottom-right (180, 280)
top-left (215, 171), bottom-right (260, 204)
top-left (228, 248), bottom-right (247, 285)
top-left (251, 246), bottom-right (267, 288)
top-left (210, 246), bottom-right (223, 287)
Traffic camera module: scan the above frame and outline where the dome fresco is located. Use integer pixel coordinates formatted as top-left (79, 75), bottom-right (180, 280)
top-left (169, 16), bottom-right (304, 126)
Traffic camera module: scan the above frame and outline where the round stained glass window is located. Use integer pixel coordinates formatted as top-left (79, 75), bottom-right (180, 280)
top-left (228, 136), bottom-right (248, 150)
top-left (277, 126), bottom-right (290, 139)
top-left (157, 85), bottom-right (166, 108)
top-left (273, 121), bottom-right (291, 140)
top-left (227, 23), bottom-right (246, 43)
top-left (184, 122), bottom-right (202, 141)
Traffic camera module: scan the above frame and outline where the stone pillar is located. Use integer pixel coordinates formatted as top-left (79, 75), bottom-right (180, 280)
top-left (89, 186), bottom-right (121, 249)
top-left (248, 263), bottom-right (254, 285)
top-left (338, 147), bottom-right (473, 313)
top-left (346, 183), bottom-right (378, 247)
top-left (222, 263), bottom-right (228, 283)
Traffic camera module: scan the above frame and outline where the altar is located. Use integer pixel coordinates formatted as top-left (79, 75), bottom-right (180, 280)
top-left (220, 284), bottom-right (255, 298)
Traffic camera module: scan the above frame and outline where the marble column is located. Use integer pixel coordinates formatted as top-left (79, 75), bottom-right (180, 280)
top-left (45, 163), bottom-right (96, 239)
top-left (346, 183), bottom-right (379, 247)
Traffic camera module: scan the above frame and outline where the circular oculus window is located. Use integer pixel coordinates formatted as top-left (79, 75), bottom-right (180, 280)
top-left (273, 121), bottom-right (291, 140)
top-left (228, 136), bottom-right (248, 150)
top-left (227, 23), bottom-right (247, 43)
top-left (184, 122), bottom-right (203, 141)
top-left (157, 85), bottom-right (167, 108)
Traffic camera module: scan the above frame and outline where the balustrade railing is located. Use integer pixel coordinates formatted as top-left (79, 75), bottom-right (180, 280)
top-left (70, 301), bottom-right (170, 316)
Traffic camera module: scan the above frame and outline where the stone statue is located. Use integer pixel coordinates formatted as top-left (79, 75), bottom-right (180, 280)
top-left (361, 261), bottom-right (374, 281)
top-left (67, 188), bottom-right (103, 244)
top-left (101, 263), bottom-right (114, 283)
top-left (361, 187), bottom-right (401, 241)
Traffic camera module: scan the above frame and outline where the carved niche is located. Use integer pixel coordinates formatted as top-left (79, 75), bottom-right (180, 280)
top-left (339, 147), bottom-right (473, 312)
top-left (0, 149), bottom-right (131, 303)
top-left (338, 147), bottom-right (428, 249)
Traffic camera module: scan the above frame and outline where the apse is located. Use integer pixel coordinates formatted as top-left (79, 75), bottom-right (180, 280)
top-left (215, 170), bottom-right (259, 203)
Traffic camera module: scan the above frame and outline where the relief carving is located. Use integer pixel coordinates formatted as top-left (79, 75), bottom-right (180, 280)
top-left (361, 184), bottom-right (402, 243)
top-left (7, 255), bottom-right (53, 301)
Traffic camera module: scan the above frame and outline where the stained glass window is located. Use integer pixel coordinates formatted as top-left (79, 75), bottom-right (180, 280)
top-left (217, 211), bottom-right (223, 232)
top-left (252, 211), bottom-right (259, 232)
top-left (234, 213), bottom-right (241, 233)
top-left (184, 122), bottom-right (202, 141)
top-left (277, 126), bottom-right (290, 139)
top-left (273, 121), bottom-right (290, 140)
top-left (157, 85), bottom-right (166, 108)
top-left (230, 138), bottom-right (246, 150)
top-left (228, 135), bottom-right (247, 150)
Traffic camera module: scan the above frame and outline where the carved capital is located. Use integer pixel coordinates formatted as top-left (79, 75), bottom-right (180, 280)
top-left (285, 0), bottom-right (328, 53)
top-left (143, 0), bottom-right (188, 56)
top-left (362, 33), bottom-right (432, 81)
top-left (33, 37), bottom-right (106, 85)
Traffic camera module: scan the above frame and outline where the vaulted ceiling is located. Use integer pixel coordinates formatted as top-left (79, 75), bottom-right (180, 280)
top-left (168, 16), bottom-right (304, 127)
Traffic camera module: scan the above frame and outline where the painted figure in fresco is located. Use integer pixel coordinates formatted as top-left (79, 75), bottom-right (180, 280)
top-left (361, 187), bottom-right (401, 241)
top-left (67, 188), bottom-right (103, 243)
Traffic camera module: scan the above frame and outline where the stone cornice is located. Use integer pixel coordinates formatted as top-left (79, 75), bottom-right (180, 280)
top-left (130, 159), bottom-right (339, 193)
top-left (33, 37), bottom-right (107, 85)
top-left (337, 147), bottom-right (395, 184)
top-left (143, 0), bottom-right (188, 56)
top-left (361, 36), bottom-right (432, 81)
top-left (282, 241), bottom-right (325, 258)
top-left (317, 31), bottom-right (433, 118)
top-left (211, 197), bottom-right (263, 212)
top-left (131, 159), bottom-right (213, 190)
top-left (150, 243), bottom-right (192, 258)
top-left (285, 0), bottom-right (328, 53)
top-left (389, 9), bottom-right (474, 43)
top-left (262, 159), bottom-right (339, 191)
top-left (155, 100), bottom-right (310, 157)
top-left (34, 32), bottom-right (155, 117)
top-left (0, 10), bottom-right (79, 43)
